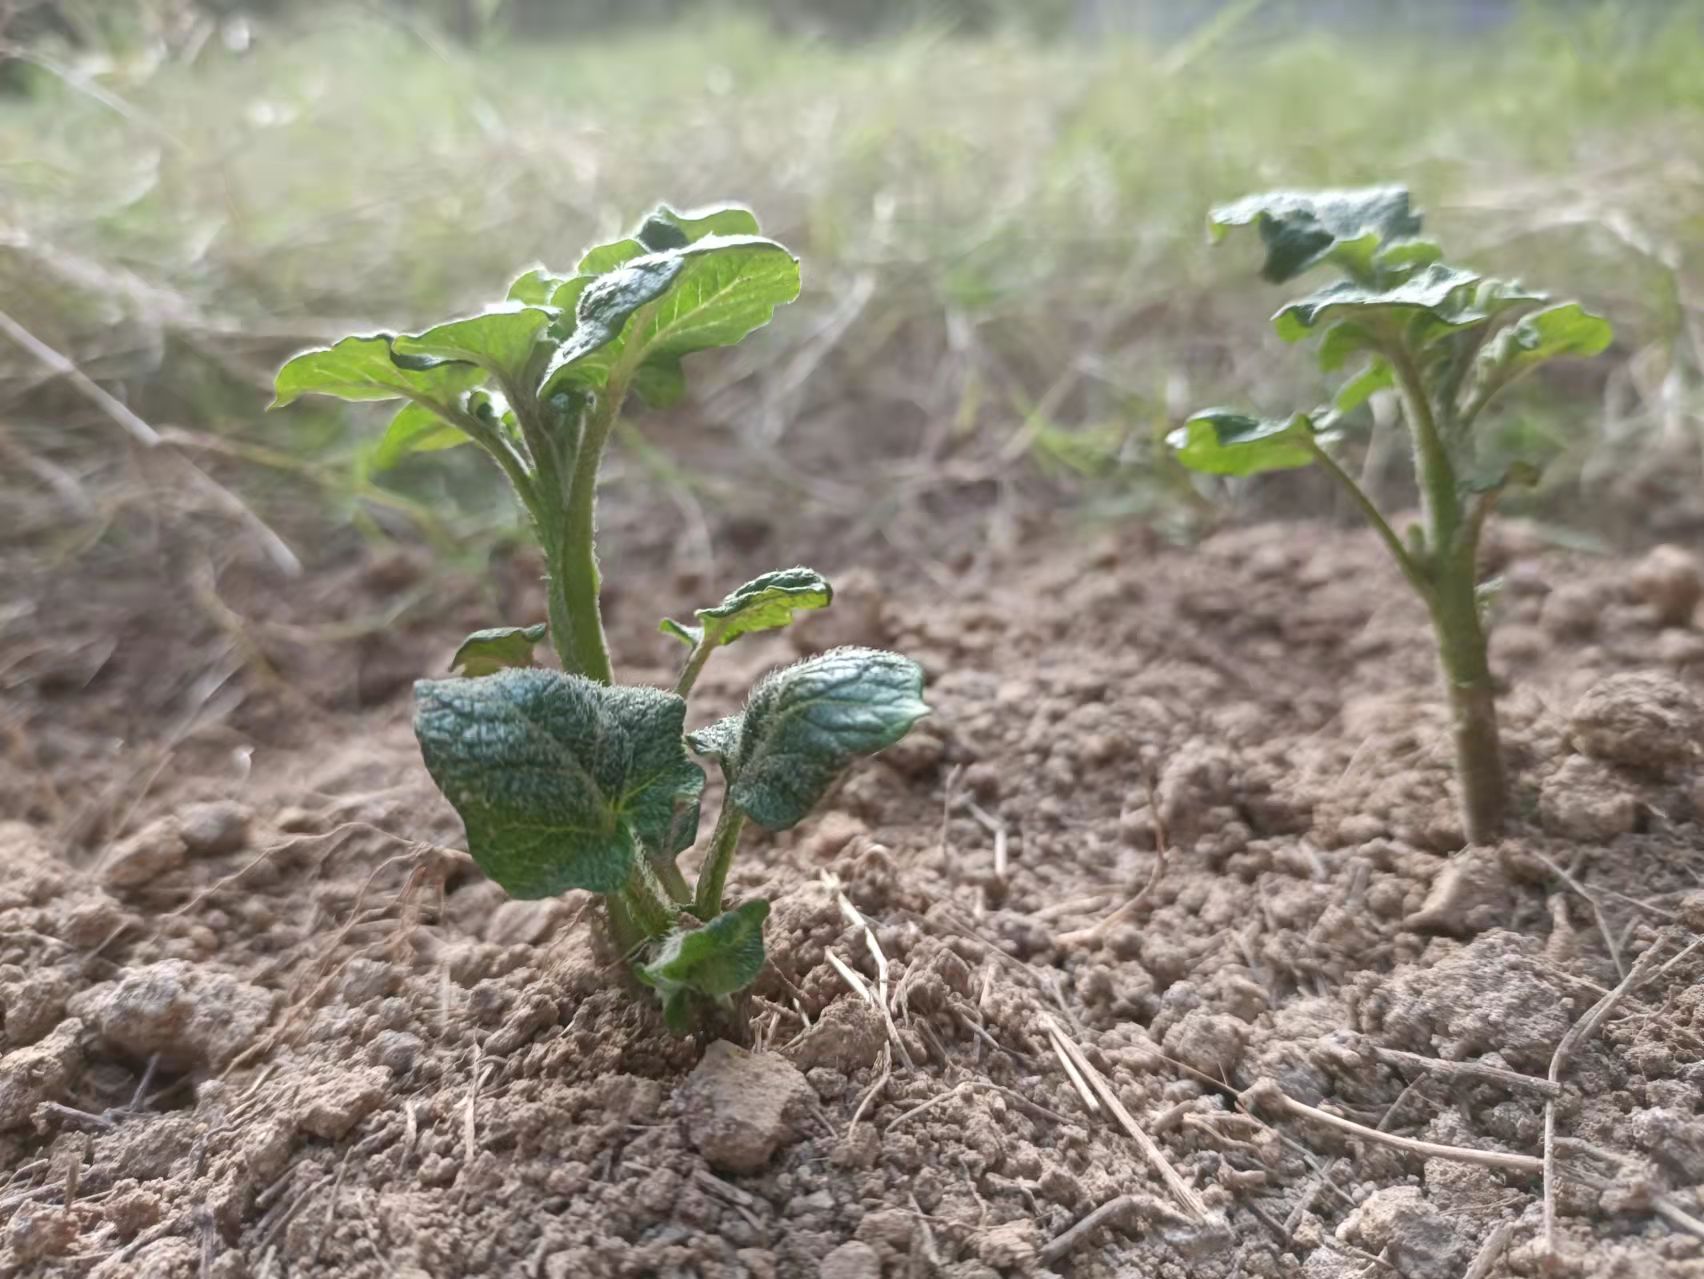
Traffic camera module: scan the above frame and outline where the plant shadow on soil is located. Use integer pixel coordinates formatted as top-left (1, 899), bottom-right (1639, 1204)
top-left (3, 495), bottom-right (1704, 1278)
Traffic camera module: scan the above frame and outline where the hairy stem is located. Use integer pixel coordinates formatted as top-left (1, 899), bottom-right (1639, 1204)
top-left (549, 387), bottom-right (623, 685)
top-left (1387, 344), bottom-right (1506, 843)
top-left (652, 856), bottom-right (693, 905)
top-left (693, 802), bottom-right (747, 920)
top-left (620, 858), bottom-right (679, 942)
top-left (1305, 438), bottom-right (1433, 605)
top-left (672, 637), bottom-right (716, 699)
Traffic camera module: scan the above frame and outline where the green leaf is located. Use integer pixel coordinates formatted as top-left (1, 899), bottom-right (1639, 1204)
top-left (1209, 187), bottom-right (1423, 283)
top-left (540, 235), bottom-right (801, 406)
top-left (1167, 409), bottom-right (1322, 476)
top-left (578, 238), bottom-right (650, 277)
top-left (392, 304), bottom-right (556, 384)
top-left (413, 670), bottom-right (704, 899)
top-left (1334, 360), bottom-right (1394, 413)
top-left (1273, 264), bottom-right (1487, 342)
top-left (660, 617), bottom-right (702, 648)
top-left (450, 623), bottom-right (548, 677)
top-left (640, 204), bottom-right (762, 248)
top-left (685, 713), bottom-right (741, 767)
top-left (1374, 238), bottom-right (1443, 274)
top-left (664, 567), bottom-right (833, 654)
top-left (692, 648), bottom-right (929, 831)
top-left (1317, 322), bottom-right (1378, 372)
top-left (271, 334), bottom-right (485, 409)
top-left (1477, 302), bottom-right (1613, 385)
top-left (370, 401), bottom-right (470, 470)
top-left (507, 267), bottom-right (569, 306)
top-left (637, 898), bottom-right (770, 1026)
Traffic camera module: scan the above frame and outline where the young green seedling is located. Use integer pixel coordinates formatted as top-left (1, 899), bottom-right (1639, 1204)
top-left (273, 204), bottom-right (930, 1031)
top-left (1168, 187), bottom-right (1611, 845)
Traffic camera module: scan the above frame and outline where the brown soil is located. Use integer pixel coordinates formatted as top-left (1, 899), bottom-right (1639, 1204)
top-left (4, 511), bottom-right (1704, 1279)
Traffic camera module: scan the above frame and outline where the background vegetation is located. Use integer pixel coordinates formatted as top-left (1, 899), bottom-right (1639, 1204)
top-left (2, 0), bottom-right (1701, 572)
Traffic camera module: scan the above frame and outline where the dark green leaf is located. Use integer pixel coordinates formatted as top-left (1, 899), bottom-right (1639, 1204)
top-left (685, 713), bottom-right (741, 767)
top-left (392, 304), bottom-right (556, 384)
top-left (1273, 264), bottom-right (1486, 342)
top-left (1167, 409), bottom-right (1321, 476)
top-left (450, 623), bottom-right (548, 677)
top-left (637, 898), bottom-right (770, 1018)
top-left (370, 401), bottom-right (470, 470)
top-left (696, 648), bottom-right (929, 831)
top-left (413, 670), bottom-right (704, 899)
top-left (271, 334), bottom-right (484, 409)
top-left (1477, 302), bottom-right (1613, 385)
top-left (665, 567), bottom-right (833, 654)
top-left (1209, 187), bottom-right (1422, 283)
top-left (540, 235), bottom-right (801, 404)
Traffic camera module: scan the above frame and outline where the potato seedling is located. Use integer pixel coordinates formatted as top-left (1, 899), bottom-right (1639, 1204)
top-left (1169, 187), bottom-right (1611, 844)
top-left (273, 205), bottom-right (930, 1030)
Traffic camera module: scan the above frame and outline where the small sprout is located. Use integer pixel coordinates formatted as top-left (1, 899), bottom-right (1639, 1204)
top-left (1168, 186), bottom-right (1612, 845)
top-left (663, 566), bottom-right (834, 695)
top-left (272, 204), bottom-right (928, 1032)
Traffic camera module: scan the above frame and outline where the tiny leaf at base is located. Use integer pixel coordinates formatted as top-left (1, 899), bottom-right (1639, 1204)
top-left (450, 623), bottom-right (548, 677)
top-left (636, 898), bottom-right (770, 1025)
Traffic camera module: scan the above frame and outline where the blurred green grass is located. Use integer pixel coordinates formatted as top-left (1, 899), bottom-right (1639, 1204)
top-left (2, 2), bottom-right (1701, 560)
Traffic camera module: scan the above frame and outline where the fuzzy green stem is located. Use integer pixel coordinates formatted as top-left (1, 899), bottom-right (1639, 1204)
top-left (619, 857), bottom-right (678, 943)
top-left (1305, 438), bottom-right (1433, 605)
top-left (548, 387), bottom-right (623, 685)
top-left (652, 856), bottom-right (693, 905)
top-left (693, 803), bottom-right (747, 920)
top-left (672, 637), bottom-right (717, 699)
top-left (1386, 344), bottom-right (1506, 844)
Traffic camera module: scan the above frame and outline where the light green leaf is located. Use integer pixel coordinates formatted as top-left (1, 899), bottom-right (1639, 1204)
top-left (1374, 238), bottom-right (1443, 274)
top-left (664, 567), bottom-right (833, 654)
top-left (392, 304), bottom-right (556, 383)
top-left (1477, 302), bottom-right (1613, 386)
top-left (660, 618), bottom-right (702, 648)
top-left (578, 237), bottom-right (650, 276)
top-left (692, 648), bottom-right (929, 832)
top-left (637, 898), bottom-right (770, 1030)
top-left (506, 268), bottom-right (569, 306)
top-left (1317, 322), bottom-right (1378, 372)
top-left (1334, 360), bottom-right (1394, 413)
top-left (271, 334), bottom-right (484, 409)
top-left (450, 623), bottom-right (548, 677)
top-left (1209, 187), bottom-right (1423, 283)
top-left (1167, 409), bottom-right (1322, 476)
top-left (370, 401), bottom-right (470, 470)
top-left (638, 204), bottom-right (762, 249)
top-left (540, 235), bottom-right (801, 405)
top-left (413, 670), bottom-right (704, 899)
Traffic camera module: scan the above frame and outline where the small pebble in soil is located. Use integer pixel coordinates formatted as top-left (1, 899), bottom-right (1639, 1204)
top-left (66, 960), bottom-right (273, 1071)
top-left (681, 1041), bottom-right (813, 1174)
top-left (1568, 672), bottom-right (1703, 772)
top-left (1629, 542), bottom-right (1702, 627)
top-left (177, 800), bottom-right (251, 856)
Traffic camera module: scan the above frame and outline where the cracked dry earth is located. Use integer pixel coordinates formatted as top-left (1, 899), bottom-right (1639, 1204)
top-left (4, 520), bottom-right (1704, 1279)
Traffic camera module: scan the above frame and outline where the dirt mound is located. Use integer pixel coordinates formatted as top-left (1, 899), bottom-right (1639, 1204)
top-left (3, 520), bottom-right (1703, 1278)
